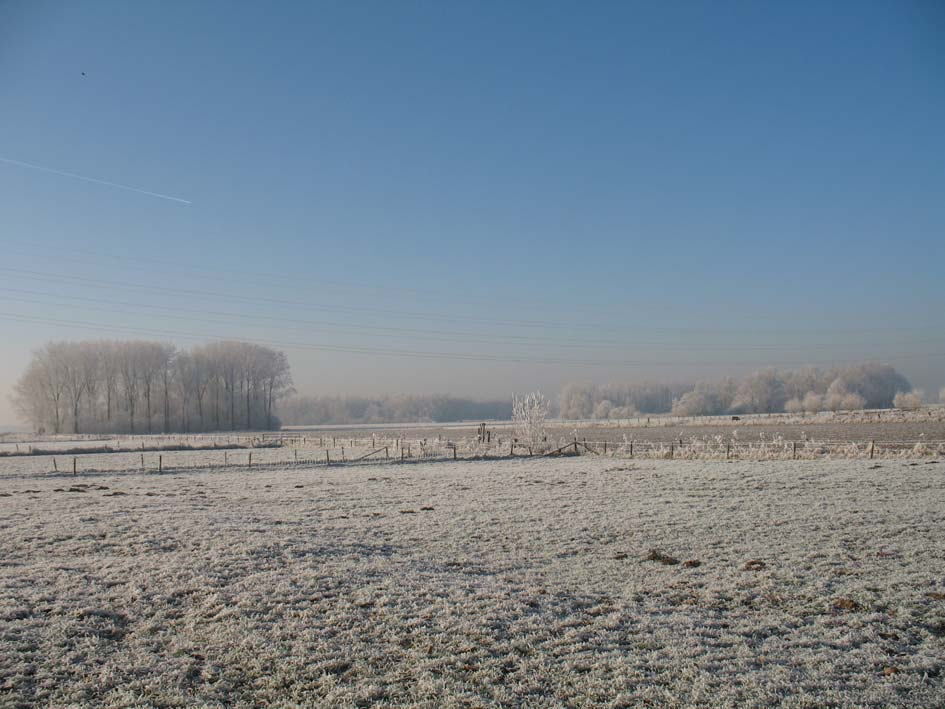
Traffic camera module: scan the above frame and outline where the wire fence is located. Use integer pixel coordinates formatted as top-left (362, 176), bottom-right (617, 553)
top-left (2, 432), bottom-right (943, 480)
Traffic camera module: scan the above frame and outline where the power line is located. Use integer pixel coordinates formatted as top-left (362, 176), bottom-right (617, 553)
top-left (4, 289), bottom-right (945, 352)
top-left (2, 311), bottom-right (943, 368)
top-left (3, 243), bottom-right (602, 313)
top-left (2, 266), bottom-right (941, 335)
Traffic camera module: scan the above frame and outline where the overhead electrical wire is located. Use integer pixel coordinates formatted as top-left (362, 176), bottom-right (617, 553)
top-left (1, 311), bottom-right (942, 369)
top-left (3, 289), bottom-right (945, 352)
top-left (2, 266), bottom-right (941, 335)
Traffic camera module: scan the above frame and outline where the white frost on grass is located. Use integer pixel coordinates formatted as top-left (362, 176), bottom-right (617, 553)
top-left (1, 458), bottom-right (944, 707)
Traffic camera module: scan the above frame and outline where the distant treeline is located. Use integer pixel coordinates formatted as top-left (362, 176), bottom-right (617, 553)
top-left (278, 395), bottom-right (512, 426)
top-left (560, 363), bottom-right (919, 419)
top-left (13, 340), bottom-right (293, 434)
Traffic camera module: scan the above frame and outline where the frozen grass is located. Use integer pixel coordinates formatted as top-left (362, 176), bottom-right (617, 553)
top-left (1, 458), bottom-right (944, 707)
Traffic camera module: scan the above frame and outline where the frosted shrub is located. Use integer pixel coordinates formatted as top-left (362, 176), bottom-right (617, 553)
top-left (512, 391), bottom-right (550, 450)
top-left (608, 405), bottom-right (637, 419)
top-left (730, 370), bottom-right (787, 414)
top-left (823, 381), bottom-right (865, 412)
top-left (671, 386), bottom-right (722, 416)
top-left (841, 392), bottom-right (866, 411)
top-left (592, 400), bottom-right (614, 420)
top-left (784, 398), bottom-right (804, 414)
top-left (893, 389), bottom-right (924, 410)
top-left (802, 391), bottom-right (823, 413)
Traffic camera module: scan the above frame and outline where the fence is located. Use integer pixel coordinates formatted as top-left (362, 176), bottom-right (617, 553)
top-left (4, 435), bottom-right (943, 480)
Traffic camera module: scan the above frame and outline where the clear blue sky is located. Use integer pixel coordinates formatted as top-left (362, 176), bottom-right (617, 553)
top-left (1, 0), bottom-right (943, 423)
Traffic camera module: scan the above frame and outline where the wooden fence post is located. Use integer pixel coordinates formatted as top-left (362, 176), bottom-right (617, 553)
top-left (326, 450), bottom-right (330, 464)
top-left (53, 458), bottom-right (58, 472)
top-left (793, 441), bottom-right (797, 459)
top-left (726, 442), bottom-right (730, 459)
top-left (140, 453), bottom-right (145, 471)
top-left (870, 441), bottom-right (875, 459)
top-left (159, 455), bottom-right (162, 472)
top-left (73, 458), bottom-right (76, 476)
top-left (248, 452), bottom-right (252, 468)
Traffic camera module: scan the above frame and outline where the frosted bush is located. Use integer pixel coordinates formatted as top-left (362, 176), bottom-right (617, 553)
top-left (802, 391), bottom-right (823, 413)
top-left (893, 389), bottom-right (924, 410)
top-left (608, 405), bottom-right (637, 419)
top-left (841, 392), bottom-right (866, 411)
top-left (593, 400), bottom-right (614, 420)
top-left (784, 398), bottom-right (804, 414)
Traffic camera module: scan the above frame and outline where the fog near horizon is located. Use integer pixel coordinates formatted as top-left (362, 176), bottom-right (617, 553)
top-left (1, 2), bottom-right (943, 426)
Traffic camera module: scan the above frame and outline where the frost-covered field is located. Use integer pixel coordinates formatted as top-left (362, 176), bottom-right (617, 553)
top-left (1, 458), bottom-right (944, 707)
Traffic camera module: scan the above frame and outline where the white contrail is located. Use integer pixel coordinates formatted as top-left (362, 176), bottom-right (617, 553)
top-left (0, 155), bottom-right (192, 204)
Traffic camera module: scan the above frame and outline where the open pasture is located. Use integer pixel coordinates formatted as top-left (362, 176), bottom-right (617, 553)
top-left (1, 456), bottom-right (944, 707)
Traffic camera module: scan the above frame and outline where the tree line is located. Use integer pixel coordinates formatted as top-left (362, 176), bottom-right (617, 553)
top-left (560, 363), bottom-right (922, 419)
top-left (278, 394), bottom-right (512, 426)
top-left (13, 340), bottom-right (293, 434)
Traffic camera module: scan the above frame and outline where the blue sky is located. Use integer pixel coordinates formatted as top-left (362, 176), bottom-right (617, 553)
top-left (1, 1), bottom-right (943, 422)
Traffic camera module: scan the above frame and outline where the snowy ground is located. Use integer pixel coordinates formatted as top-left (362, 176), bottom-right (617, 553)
top-left (1, 458), bottom-right (943, 707)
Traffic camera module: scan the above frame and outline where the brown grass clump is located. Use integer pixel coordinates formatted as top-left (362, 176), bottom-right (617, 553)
top-left (644, 550), bottom-right (679, 565)
top-left (833, 598), bottom-right (860, 612)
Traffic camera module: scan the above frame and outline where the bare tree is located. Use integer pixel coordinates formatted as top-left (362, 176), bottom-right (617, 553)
top-left (79, 342), bottom-right (103, 429)
top-left (261, 349), bottom-right (293, 429)
top-left (118, 342), bottom-right (140, 434)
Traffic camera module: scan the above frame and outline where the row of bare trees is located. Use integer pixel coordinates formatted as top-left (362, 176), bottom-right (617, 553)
top-left (12, 340), bottom-right (293, 434)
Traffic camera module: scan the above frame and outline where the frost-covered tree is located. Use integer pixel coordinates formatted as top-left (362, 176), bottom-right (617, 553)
top-left (607, 405), bottom-right (637, 419)
top-left (827, 364), bottom-right (910, 409)
top-left (558, 382), bottom-right (595, 420)
top-left (893, 389), bottom-right (924, 410)
top-left (802, 391), bottom-right (823, 413)
top-left (593, 400), bottom-right (614, 420)
top-left (731, 370), bottom-right (787, 414)
top-left (12, 353), bottom-right (65, 433)
top-left (671, 380), bottom-right (734, 416)
top-left (11, 339), bottom-right (292, 433)
top-left (784, 398), bottom-right (804, 414)
top-left (824, 380), bottom-right (866, 411)
top-left (513, 391), bottom-right (550, 449)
